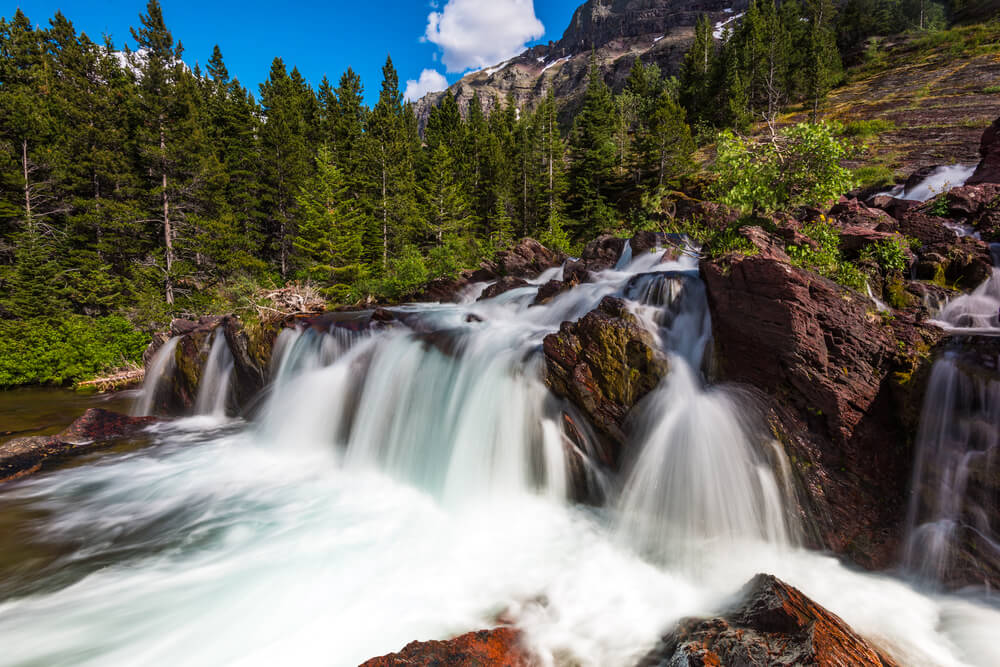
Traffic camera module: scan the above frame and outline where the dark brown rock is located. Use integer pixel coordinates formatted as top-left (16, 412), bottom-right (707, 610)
top-left (946, 183), bottom-right (1000, 217)
top-left (360, 627), bottom-right (531, 667)
top-left (897, 210), bottom-right (959, 245)
top-left (479, 276), bottom-right (531, 301)
top-left (543, 296), bottom-right (669, 464)
top-left (639, 574), bottom-right (899, 667)
top-left (533, 279), bottom-right (573, 305)
top-left (1, 409), bottom-right (157, 482)
top-left (968, 116), bottom-right (1000, 185)
top-left (829, 198), bottom-right (897, 231)
top-left (493, 238), bottom-right (563, 279)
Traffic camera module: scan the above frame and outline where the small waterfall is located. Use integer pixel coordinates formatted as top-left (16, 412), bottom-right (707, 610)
top-left (614, 240), bottom-right (633, 270)
top-left (903, 349), bottom-right (1000, 587)
top-left (878, 164), bottom-right (976, 202)
top-left (132, 337), bottom-right (180, 416)
top-left (194, 329), bottom-right (235, 417)
top-left (932, 245), bottom-right (1000, 332)
top-left (867, 282), bottom-right (891, 313)
top-left (615, 263), bottom-right (797, 568)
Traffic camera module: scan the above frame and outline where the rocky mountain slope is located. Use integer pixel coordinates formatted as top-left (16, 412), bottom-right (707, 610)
top-left (414, 0), bottom-right (748, 127)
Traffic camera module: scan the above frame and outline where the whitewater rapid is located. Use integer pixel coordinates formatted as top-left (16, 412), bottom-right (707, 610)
top-left (0, 241), bottom-right (998, 667)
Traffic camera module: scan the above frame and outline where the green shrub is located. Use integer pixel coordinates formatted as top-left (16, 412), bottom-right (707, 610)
top-left (786, 219), bottom-right (867, 291)
top-left (843, 119), bottom-right (896, 138)
top-left (929, 195), bottom-right (951, 217)
top-left (0, 316), bottom-right (150, 388)
top-left (712, 123), bottom-right (859, 214)
top-left (860, 238), bottom-right (908, 274)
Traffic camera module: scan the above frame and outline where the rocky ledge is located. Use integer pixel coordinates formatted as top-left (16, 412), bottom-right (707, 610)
top-left (0, 409), bottom-right (157, 482)
top-left (639, 574), bottom-right (899, 667)
top-left (360, 627), bottom-right (531, 667)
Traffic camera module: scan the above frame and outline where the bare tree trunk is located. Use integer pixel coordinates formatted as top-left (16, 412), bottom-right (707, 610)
top-left (22, 139), bottom-right (32, 233)
top-left (161, 125), bottom-right (174, 306)
top-left (381, 145), bottom-right (388, 269)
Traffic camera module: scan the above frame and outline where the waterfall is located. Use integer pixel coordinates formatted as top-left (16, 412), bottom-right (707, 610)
top-left (903, 349), bottom-right (1000, 587)
top-left (193, 330), bottom-right (235, 418)
top-left (878, 164), bottom-right (977, 202)
top-left (132, 337), bottom-right (180, 417)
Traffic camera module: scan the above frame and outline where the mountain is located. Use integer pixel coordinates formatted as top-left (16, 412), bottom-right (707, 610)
top-left (414, 0), bottom-right (748, 127)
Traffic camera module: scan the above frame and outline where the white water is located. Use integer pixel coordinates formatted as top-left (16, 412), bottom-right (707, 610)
top-left (2, 241), bottom-right (999, 666)
top-left (904, 352), bottom-right (1000, 588)
top-left (880, 164), bottom-right (977, 202)
top-left (193, 330), bottom-right (235, 418)
top-left (132, 337), bottom-right (180, 417)
top-left (932, 245), bottom-right (1000, 333)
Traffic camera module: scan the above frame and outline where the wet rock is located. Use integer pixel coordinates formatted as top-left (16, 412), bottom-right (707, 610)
top-left (532, 279), bottom-right (573, 306)
top-left (360, 627), bottom-right (531, 667)
top-left (701, 237), bottom-right (945, 568)
top-left (543, 296), bottom-right (669, 464)
top-left (411, 275), bottom-right (470, 303)
top-left (968, 115), bottom-right (1000, 185)
top-left (639, 574), bottom-right (899, 667)
top-left (897, 210), bottom-right (960, 245)
top-left (945, 183), bottom-right (1000, 217)
top-left (919, 238), bottom-right (995, 289)
top-left (0, 409), bottom-right (157, 482)
top-left (563, 235), bottom-right (627, 283)
top-left (479, 276), bottom-right (531, 301)
top-left (492, 238), bottom-right (564, 279)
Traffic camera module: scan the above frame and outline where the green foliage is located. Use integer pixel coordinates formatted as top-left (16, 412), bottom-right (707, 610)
top-left (786, 219), bottom-right (868, 290)
top-left (860, 237), bottom-right (908, 273)
top-left (853, 165), bottom-right (897, 188)
top-left (712, 122), bottom-right (858, 213)
top-left (929, 195), bottom-right (951, 216)
top-left (983, 85), bottom-right (1000, 94)
top-left (0, 316), bottom-right (149, 388)
top-left (843, 118), bottom-right (896, 137)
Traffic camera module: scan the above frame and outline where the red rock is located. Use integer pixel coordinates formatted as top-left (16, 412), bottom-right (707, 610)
top-left (493, 238), bottom-right (564, 279)
top-left (360, 628), bottom-right (531, 667)
top-left (829, 198), bottom-right (897, 230)
top-left (639, 574), bottom-right (899, 667)
top-left (58, 408), bottom-right (157, 446)
top-left (946, 183), bottom-right (1000, 216)
top-left (479, 276), bottom-right (531, 300)
top-left (896, 210), bottom-right (959, 245)
top-left (968, 115), bottom-right (1000, 185)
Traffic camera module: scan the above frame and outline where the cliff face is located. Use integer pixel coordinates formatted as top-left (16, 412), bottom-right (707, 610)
top-left (413, 0), bottom-right (747, 128)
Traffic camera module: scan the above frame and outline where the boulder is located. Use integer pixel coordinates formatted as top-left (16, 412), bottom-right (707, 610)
top-left (829, 198), bottom-right (897, 231)
top-left (701, 232), bottom-right (945, 568)
top-left (0, 409), bottom-right (157, 482)
top-left (945, 183), bottom-right (1000, 217)
top-left (532, 279), bottom-right (573, 305)
top-left (543, 296), bottom-right (669, 465)
top-left (838, 226), bottom-right (909, 258)
top-left (360, 628), bottom-right (531, 667)
top-left (967, 116), bottom-right (1000, 185)
top-left (896, 210), bottom-right (959, 245)
top-left (479, 276), bottom-right (531, 301)
top-left (492, 238), bottom-right (564, 279)
top-left (638, 574), bottom-right (899, 667)
top-left (562, 235), bottom-right (627, 283)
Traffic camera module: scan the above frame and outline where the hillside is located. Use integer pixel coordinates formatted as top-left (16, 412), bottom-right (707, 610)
top-left (414, 0), bottom-right (748, 127)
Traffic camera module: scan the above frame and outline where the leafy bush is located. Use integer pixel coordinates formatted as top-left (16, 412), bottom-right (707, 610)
top-left (843, 119), bottom-right (896, 138)
top-left (712, 122), bottom-right (859, 214)
top-left (929, 195), bottom-right (951, 217)
top-left (786, 219), bottom-right (867, 291)
top-left (0, 316), bottom-right (150, 388)
top-left (860, 237), bottom-right (908, 274)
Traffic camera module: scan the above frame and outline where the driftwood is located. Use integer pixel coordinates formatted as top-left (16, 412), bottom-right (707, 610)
top-left (75, 367), bottom-right (145, 393)
top-left (248, 283), bottom-right (326, 323)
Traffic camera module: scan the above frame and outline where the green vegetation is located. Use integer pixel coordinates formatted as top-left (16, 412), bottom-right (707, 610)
top-left (843, 119), bottom-right (896, 137)
top-left (854, 165), bottom-right (897, 188)
top-left (712, 122), bottom-right (858, 213)
top-left (786, 219), bottom-right (868, 290)
top-left (984, 85), bottom-right (1000, 94)
top-left (860, 237), bottom-right (908, 273)
top-left (0, 317), bottom-right (150, 388)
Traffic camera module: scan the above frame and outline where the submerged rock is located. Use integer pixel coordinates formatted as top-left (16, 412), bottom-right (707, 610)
top-left (639, 574), bottom-right (899, 667)
top-left (0, 409), bottom-right (157, 482)
top-left (543, 296), bottom-right (669, 465)
top-left (360, 627), bottom-right (531, 667)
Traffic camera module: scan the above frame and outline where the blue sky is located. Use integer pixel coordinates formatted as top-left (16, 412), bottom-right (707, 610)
top-left (11, 0), bottom-right (581, 104)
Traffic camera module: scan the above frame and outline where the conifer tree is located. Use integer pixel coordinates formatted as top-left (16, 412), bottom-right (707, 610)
top-left (678, 15), bottom-right (716, 129)
top-left (568, 59), bottom-right (617, 236)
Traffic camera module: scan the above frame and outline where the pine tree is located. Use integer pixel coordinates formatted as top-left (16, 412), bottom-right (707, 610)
top-left (568, 58), bottom-right (618, 237)
top-left (294, 145), bottom-right (367, 299)
top-left (534, 90), bottom-right (569, 248)
top-left (678, 15), bottom-right (716, 129)
top-left (420, 142), bottom-right (474, 245)
top-left (804, 0), bottom-right (843, 120)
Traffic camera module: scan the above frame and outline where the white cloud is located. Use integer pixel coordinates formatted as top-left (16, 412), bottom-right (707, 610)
top-left (404, 68), bottom-right (449, 102)
top-left (424, 0), bottom-right (545, 73)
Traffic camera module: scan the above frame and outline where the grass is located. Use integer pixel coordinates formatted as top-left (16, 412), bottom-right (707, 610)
top-left (843, 119), bottom-right (896, 138)
top-left (983, 84), bottom-right (1000, 94)
top-left (853, 165), bottom-right (897, 189)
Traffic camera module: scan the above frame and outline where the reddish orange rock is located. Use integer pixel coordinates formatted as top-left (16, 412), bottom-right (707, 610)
top-left (359, 627), bottom-right (532, 667)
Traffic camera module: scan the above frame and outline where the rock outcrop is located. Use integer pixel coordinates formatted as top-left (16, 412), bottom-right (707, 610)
top-left (701, 228), bottom-right (944, 568)
top-left (360, 628), bottom-right (531, 667)
top-left (968, 115), bottom-right (1000, 185)
top-left (543, 296), bottom-right (669, 465)
top-left (639, 574), bottom-right (899, 667)
top-left (0, 409), bottom-right (157, 482)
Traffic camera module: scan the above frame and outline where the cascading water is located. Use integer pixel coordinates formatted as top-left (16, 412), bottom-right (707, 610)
top-left (904, 245), bottom-right (1000, 588)
top-left (1, 240), bottom-right (999, 666)
top-left (879, 164), bottom-right (977, 202)
top-left (132, 337), bottom-right (180, 417)
top-left (193, 330), bottom-right (235, 418)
